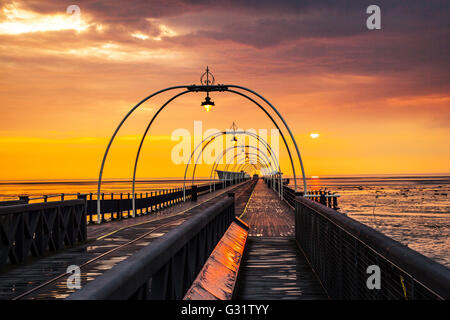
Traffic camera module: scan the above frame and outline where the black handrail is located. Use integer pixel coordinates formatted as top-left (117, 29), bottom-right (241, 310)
top-left (294, 196), bottom-right (450, 300)
top-left (0, 199), bottom-right (87, 270)
top-left (67, 195), bottom-right (235, 300)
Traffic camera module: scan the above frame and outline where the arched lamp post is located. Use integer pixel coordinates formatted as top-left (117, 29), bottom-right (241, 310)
top-left (96, 67), bottom-right (307, 223)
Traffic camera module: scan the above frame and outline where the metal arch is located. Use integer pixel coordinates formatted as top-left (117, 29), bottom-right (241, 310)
top-left (211, 151), bottom-right (271, 188)
top-left (182, 130), bottom-right (279, 191)
top-left (130, 88), bottom-right (302, 217)
top-left (185, 131), bottom-right (280, 194)
top-left (237, 158), bottom-right (267, 173)
top-left (209, 147), bottom-right (275, 185)
top-left (232, 152), bottom-right (274, 180)
top-left (230, 154), bottom-right (267, 172)
top-left (229, 151), bottom-right (282, 195)
top-left (210, 148), bottom-right (275, 183)
top-left (207, 145), bottom-right (276, 184)
top-left (239, 162), bottom-right (262, 176)
top-left (97, 85), bottom-right (187, 223)
top-left (238, 162), bottom-right (263, 174)
top-left (226, 89), bottom-right (298, 191)
top-left (225, 152), bottom-right (266, 172)
top-left (131, 90), bottom-right (191, 217)
top-left (230, 155), bottom-right (266, 174)
top-left (132, 92), bottom-right (293, 214)
top-left (206, 145), bottom-right (277, 187)
top-left (239, 162), bottom-right (263, 175)
top-left (235, 159), bottom-right (268, 174)
top-left (225, 152), bottom-right (269, 173)
top-left (209, 147), bottom-right (281, 196)
top-left (99, 82), bottom-right (307, 222)
top-left (226, 85), bottom-right (307, 193)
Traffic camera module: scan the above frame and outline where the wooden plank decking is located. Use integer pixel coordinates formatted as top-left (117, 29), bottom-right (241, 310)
top-left (237, 179), bottom-right (327, 300)
top-left (240, 179), bottom-right (294, 237)
top-left (0, 181), bottom-right (253, 300)
top-left (237, 238), bottom-right (327, 300)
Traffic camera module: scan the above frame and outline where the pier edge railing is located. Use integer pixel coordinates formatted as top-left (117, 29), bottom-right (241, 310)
top-left (67, 195), bottom-right (235, 300)
top-left (87, 181), bottom-right (240, 223)
top-left (0, 199), bottom-right (87, 270)
top-left (4, 179), bottom-right (246, 225)
top-left (294, 195), bottom-right (450, 300)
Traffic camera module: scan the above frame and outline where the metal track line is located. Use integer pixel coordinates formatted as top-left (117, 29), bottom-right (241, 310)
top-left (12, 220), bottom-right (178, 300)
top-left (12, 181), bottom-right (253, 300)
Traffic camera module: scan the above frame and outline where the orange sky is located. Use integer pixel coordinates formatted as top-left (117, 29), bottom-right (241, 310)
top-left (0, 1), bottom-right (449, 180)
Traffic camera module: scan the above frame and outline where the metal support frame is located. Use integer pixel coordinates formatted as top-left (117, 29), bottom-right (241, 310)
top-left (209, 151), bottom-right (272, 193)
top-left (97, 80), bottom-right (307, 223)
top-left (207, 145), bottom-right (282, 198)
top-left (182, 130), bottom-right (279, 202)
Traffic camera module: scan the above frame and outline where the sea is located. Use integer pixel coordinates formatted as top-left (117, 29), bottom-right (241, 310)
top-left (0, 175), bottom-right (448, 267)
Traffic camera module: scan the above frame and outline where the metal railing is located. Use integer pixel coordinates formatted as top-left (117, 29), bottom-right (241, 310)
top-left (294, 196), bottom-right (450, 300)
top-left (68, 195), bottom-right (235, 300)
top-left (87, 181), bottom-right (234, 223)
top-left (7, 180), bottom-right (244, 224)
top-left (0, 199), bottom-right (87, 270)
top-left (266, 178), bottom-right (340, 210)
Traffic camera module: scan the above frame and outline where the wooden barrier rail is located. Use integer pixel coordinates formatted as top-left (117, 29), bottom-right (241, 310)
top-left (68, 195), bottom-right (236, 300)
top-left (294, 196), bottom-right (450, 300)
top-left (263, 177), bottom-right (339, 210)
top-left (85, 181), bottom-right (234, 223)
top-left (0, 199), bottom-right (87, 270)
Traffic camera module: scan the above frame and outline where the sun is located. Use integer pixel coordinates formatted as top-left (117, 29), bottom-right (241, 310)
top-left (310, 133), bottom-right (320, 139)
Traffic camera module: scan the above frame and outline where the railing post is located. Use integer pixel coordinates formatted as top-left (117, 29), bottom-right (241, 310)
top-left (191, 185), bottom-right (198, 202)
top-left (333, 194), bottom-right (338, 209)
top-left (319, 191), bottom-right (326, 205)
top-left (19, 195), bottom-right (29, 203)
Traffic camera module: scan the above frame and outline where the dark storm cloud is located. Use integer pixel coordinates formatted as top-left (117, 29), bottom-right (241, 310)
top-left (4, 0), bottom-right (449, 84)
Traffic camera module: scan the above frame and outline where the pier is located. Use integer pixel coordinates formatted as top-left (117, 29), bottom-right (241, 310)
top-left (0, 177), bottom-right (448, 300)
top-left (0, 69), bottom-right (449, 301)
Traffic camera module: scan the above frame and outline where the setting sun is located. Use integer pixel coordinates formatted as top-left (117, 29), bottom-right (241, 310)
top-left (310, 133), bottom-right (320, 139)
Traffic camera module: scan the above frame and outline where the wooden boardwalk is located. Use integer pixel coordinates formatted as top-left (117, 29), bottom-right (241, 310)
top-left (237, 180), bottom-right (327, 300)
top-left (240, 179), bottom-right (295, 237)
top-left (0, 181), bottom-right (254, 300)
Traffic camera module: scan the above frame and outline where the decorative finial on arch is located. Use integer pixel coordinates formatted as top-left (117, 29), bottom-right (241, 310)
top-left (200, 66), bottom-right (215, 86)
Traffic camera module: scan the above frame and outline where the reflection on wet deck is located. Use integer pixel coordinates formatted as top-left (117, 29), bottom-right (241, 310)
top-left (237, 180), bottom-right (326, 300)
top-left (237, 238), bottom-right (327, 300)
top-left (0, 182), bottom-right (253, 300)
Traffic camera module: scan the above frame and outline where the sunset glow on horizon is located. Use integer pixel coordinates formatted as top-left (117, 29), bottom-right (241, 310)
top-left (0, 1), bottom-right (448, 180)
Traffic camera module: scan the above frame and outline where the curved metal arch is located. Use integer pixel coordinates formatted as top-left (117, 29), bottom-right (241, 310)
top-left (130, 89), bottom-right (298, 216)
top-left (210, 151), bottom-right (271, 190)
top-left (183, 129), bottom-right (279, 181)
top-left (231, 151), bottom-right (282, 194)
top-left (225, 85), bottom-right (307, 192)
top-left (209, 151), bottom-right (273, 180)
top-left (208, 145), bottom-right (276, 183)
top-left (99, 83), bottom-right (307, 222)
top-left (225, 152), bottom-right (268, 172)
top-left (186, 131), bottom-right (280, 193)
top-left (232, 153), bottom-right (279, 190)
top-left (228, 155), bottom-right (266, 176)
top-left (130, 89), bottom-right (302, 217)
top-left (206, 144), bottom-right (276, 188)
top-left (224, 152), bottom-right (269, 173)
top-left (230, 154), bottom-right (268, 173)
top-left (238, 162), bottom-right (263, 174)
top-left (225, 89), bottom-right (298, 190)
top-left (239, 162), bottom-right (264, 176)
top-left (209, 147), bottom-right (274, 185)
top-left (209, 147), bottom-right (281, 196)
top-left (131, 90), bottom-right (191, 217)
top-left (96, 85), bottom-right (188, 222)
